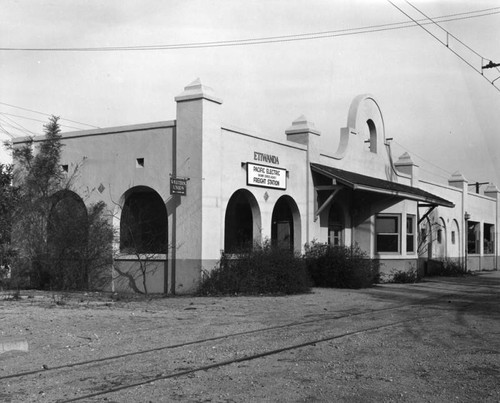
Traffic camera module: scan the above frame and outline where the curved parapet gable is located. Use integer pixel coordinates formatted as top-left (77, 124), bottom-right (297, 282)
top-left (333, 94), bottom-right (386, 159)
top-left (329, 94), bottom-right (395, 181)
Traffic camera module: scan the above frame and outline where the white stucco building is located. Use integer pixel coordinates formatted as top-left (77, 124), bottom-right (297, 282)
top-left (13, 79), bottom-right (500, 293)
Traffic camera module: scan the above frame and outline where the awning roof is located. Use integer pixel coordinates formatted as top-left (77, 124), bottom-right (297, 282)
top-left (311, 163), bottom-right (454, 208)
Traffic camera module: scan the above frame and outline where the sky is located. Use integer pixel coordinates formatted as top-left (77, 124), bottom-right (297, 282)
top-left (1, 0), bottom-right (500, 189)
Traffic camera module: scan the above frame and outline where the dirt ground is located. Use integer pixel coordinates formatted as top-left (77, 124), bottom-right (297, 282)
top-left (1, 271), bottom-right (499, 403)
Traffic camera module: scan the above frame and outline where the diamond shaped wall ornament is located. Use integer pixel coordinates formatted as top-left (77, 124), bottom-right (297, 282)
top-left (264, 191), bottom-right (269, 202)
top-left (98, 183), bottom-right (105, 194)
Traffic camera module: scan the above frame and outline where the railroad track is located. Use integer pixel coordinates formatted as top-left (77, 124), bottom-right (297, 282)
top-left (1, 299), bottom-right (444, 403)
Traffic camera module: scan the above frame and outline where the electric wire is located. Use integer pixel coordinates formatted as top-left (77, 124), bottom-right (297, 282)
top-left (405, 0), bottom-right (500, 87)
top-left (387, 1), bottom-right (500, 92)
top-left (0, 114), bottom-right (36, 136)
top-left (0, 123), bottom-right (15, 139)
top-left (393, 139), bottom-right (453, 176)
top-left (0, 7), bottom-right (499, 52)
top-left (405, 1), bottom-right (485, 59)
top-left (0, 112), bottom-right (87, 131)
top-left (0, 101), bottom-right (100, 129)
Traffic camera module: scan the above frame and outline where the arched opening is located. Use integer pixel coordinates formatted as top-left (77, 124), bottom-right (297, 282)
top-left (120, 187), bottom-right (168, 254)
top-left (449, 219), bottom-right (460, 258)
top-left (47, 190), bottom-right (89, 289)
top-left (328, 202), bottom-right (344, 246)
top-left (271, 195), bottom-right (300, 251)
top-left (367, 119), bottom-right (377, 153)
top-left (436, 217), bottom-right (447, 258)
top-left (224, 189), bottom-right (261, 253)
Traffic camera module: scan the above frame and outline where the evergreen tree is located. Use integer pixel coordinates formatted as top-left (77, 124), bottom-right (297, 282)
top-left (10, 116), bottom-right (113, 290)
top-left (0, 164), bottom-right (17, 283)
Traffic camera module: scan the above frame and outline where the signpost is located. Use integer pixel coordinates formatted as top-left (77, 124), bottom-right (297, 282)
top-left (170, 177), bottom-right (187, 196)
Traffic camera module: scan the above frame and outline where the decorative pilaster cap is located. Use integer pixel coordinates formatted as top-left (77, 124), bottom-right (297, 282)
top-left (484, 183), bottom-right (500, 194)
top-left (395, 152), bottom-right (418, 167)
top-left (175, 78), bottom-right (222, 104)
top-left (285, 115), bottom-right (321, 136)
top-left (448, 171), bottom-right (468, 184)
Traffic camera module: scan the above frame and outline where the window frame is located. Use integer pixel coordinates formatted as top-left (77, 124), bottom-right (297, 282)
top-left (375, 214), bottom-right (401, 254)
top-left (467, 221), bottom-right (480, 255)
top-left (484, 223), bottom-right (495, 255)
top-left (406, 214), bottom-right (415, 254)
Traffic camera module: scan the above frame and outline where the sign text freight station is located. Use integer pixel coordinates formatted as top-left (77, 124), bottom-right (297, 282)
top-left (252, 165), bottom-right (282, 186)
top-left (246, 162), bottom-right (287, 190)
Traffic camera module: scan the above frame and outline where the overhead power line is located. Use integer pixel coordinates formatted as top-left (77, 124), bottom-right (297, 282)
top-left (393, 140), bottom-right (453, 176)
top-left (387, 1), bottom-right (500, 92)
top-left (0, 7), bottom-right (499, 52)
top-left (0, 101), bottom-right (100, 129)
top-left (0, 114), bottom-right (36, 137)
top-left (0, 112), bottom-right (88, 131)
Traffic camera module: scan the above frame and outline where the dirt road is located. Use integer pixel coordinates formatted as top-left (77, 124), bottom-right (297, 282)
top-left (1, 271), bottom-right (499, 402)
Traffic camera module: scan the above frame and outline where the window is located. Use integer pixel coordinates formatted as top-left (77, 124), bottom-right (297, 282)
top-left (437, 229), bottom-right (442, 244)
top-left (484, 223), bottom-right (495, 254)
top-left (376, 215), bottom-right (400, 253)
top-left (406, 215), bottom-right (415, 253)
top-left (451, 231), bottom-right (456, 245)
top-left (328, 203), bottom-right (344, 247)
top-left (467, 221), bottom-right (480, 254)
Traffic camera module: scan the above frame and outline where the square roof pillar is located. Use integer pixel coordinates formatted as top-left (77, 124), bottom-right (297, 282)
top-left (394, 152), bottom-right (419, 187)
top-left (285, 115), bottom-right (321, 162)
top-left (448, 171), bottom-right (468, 192)
top-left (484, 183), bottom-right (500, 199)
top-left (173, 79), bottom-right (224, 279)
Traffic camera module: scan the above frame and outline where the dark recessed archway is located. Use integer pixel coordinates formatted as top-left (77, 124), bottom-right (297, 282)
top-left (271, 195), bottom-right (301, 251)
top-left (47, 190), bottom-right (89, 289)
top-left (224, 189), bottom-right (261, 253)
top-left (120, 187), bottom-right (167, 254)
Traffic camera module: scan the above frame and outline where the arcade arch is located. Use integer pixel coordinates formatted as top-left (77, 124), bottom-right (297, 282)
top-left (271, 195), bottom-right (301, 252)
top-left (224, 189), bottom-right (262, 253)
top-left (119, 186), bottom-right (168, 254)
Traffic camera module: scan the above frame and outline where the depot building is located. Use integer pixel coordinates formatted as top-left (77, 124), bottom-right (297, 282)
top-left (14, 79), bottom-right (500, 294)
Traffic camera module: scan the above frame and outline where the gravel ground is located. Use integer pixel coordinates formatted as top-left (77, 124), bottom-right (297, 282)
top-left (0, 271), bottom-right (499, 402)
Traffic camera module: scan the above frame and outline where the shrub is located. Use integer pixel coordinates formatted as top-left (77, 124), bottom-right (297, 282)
top-left (391, 267), bottom-right (420, 283)
top-left (430, 258), bottom-right (467, 277)
top-left (197, 241), bottom-right (310, 296)
top-left (304, 241), bottom-right (379, 289)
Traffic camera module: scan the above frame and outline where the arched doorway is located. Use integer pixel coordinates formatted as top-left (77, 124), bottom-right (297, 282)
top-left (120, 187), bottom-right (168, 254)
top-left (328, 202), bottom-right (344, 246)
top-left (271, 196), bottom-right (300, 251)
top-left (224, 189), bottom-right (261, 253)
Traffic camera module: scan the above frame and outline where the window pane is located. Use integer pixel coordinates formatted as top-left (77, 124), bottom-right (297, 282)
top-left (407, 235), bottom-right (414, 253)
top-left (377, 235), bottom-right (399, 252)
top-left (376, 217), bottom-right (397, 233)
top-left (484, 223), bottom-right (494, 254)
top-left (468, 221), bottom-right (479, 254)
top-left (406, 217), bottom-right (414, 234)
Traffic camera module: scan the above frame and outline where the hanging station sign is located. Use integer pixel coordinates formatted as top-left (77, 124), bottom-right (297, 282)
top-left (247, 163), bottom-right (287, 190)
top-left (170, 177), bottom-right (188, 196)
